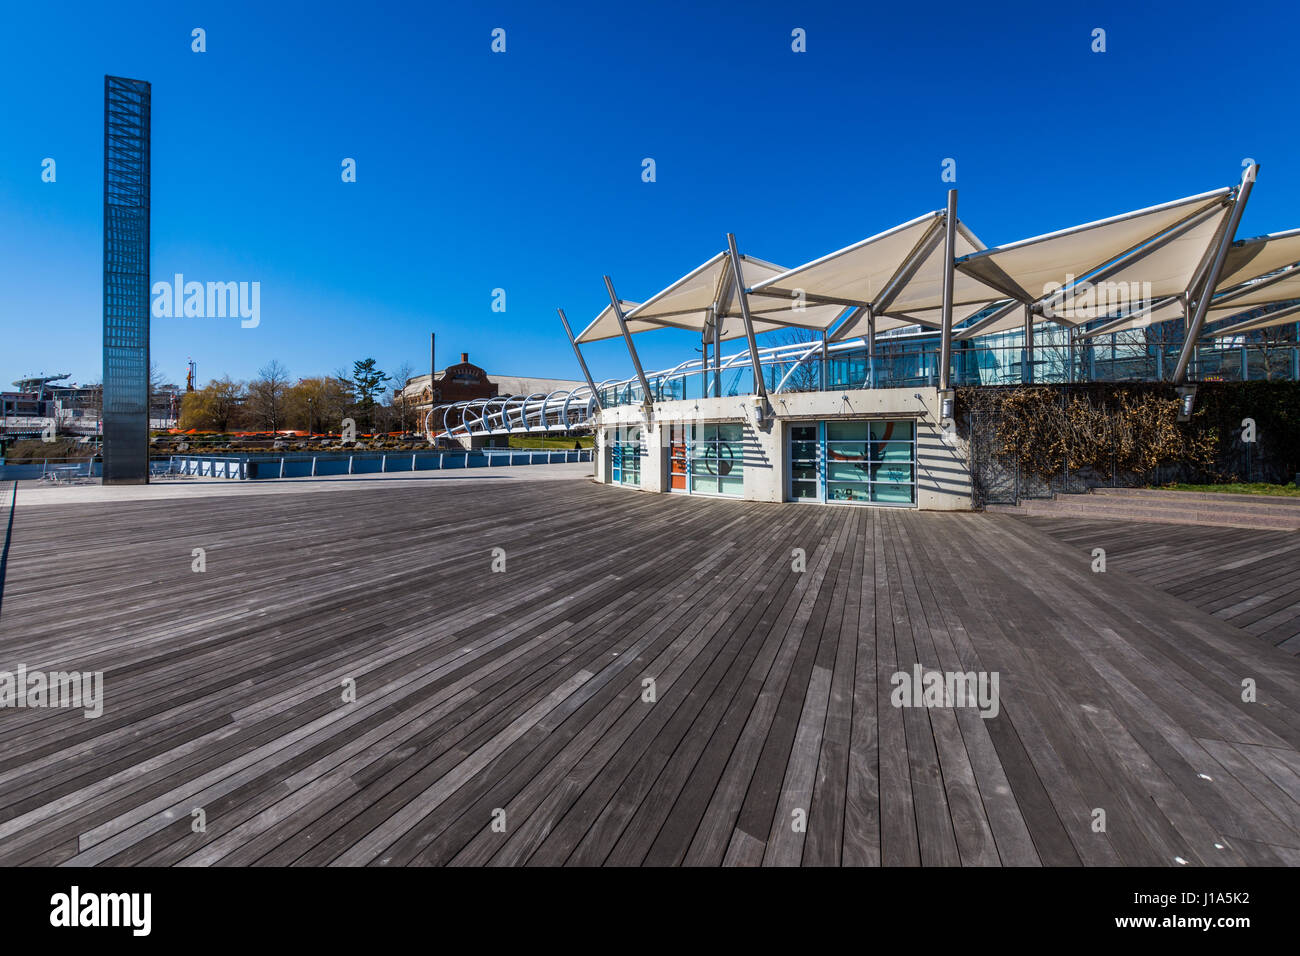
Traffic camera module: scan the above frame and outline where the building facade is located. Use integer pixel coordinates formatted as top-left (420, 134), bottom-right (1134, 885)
top-left (594, 387), bottom-right (972, 510)
top-left (563, 166), bottom-right (1297, 511)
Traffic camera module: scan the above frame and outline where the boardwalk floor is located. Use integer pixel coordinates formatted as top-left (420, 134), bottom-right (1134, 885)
top-left (1020, 516), bottom-right (1300, 656)
top-left (1, 475), bottom-right (1298, 866)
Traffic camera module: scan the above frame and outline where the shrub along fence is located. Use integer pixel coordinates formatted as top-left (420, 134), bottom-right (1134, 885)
top-left (958, 382), bottom-right (1300, 506)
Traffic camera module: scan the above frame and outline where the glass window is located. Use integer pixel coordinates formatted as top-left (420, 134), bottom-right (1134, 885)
top-left (826, 420), bottom-right (869, 497)
top-left (789, 418), bottom-right (916, 506)
top-left (869, 420), bottom-right (913, 504)
top-left (690, 423), bottom-right (744, 496)
top-left (789, 423), bottom-right (819, 500)
top-left (610, 426), bottom-right (642, 487)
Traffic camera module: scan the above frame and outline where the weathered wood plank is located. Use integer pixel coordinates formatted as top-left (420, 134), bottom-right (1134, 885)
top-left (1, 475), bottom-right (1298, 868)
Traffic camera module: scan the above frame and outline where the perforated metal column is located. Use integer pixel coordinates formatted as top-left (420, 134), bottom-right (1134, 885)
top-left (102, 75), bottom-right (151, 484)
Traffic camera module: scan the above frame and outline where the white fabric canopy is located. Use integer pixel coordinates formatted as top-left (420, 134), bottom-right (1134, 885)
top-left (953, 301), bottom-right (1028, 340)
top-left (576, 252), bottom-right (847, 344)
top-left (1205, 268), bottom-right (1300, 313)
top-left (1085, 273), bottom-right (1300, 340)
top-left (1086, 230), bottom-right (1300, 338)
top-left (1218, 228), bottom-right (1300, 288)
top-left (1083, 296), bottom-right (1186, 338)
top-left (1086, 272), bottom-right (1300, 339)
top-left (748, 212), bottom-right (941, 307)
top-left (829, 308), bottom-right (947, 342)
top-left (1048, 205), bottom-right (1230, 324)
top-left (574, 181), bottom-right (1292, 356)
top-left (573, 300), bottom-right (652, 343)
top-left (878, 221), bottom-right (1006, 315)
top-left (1208, 302), bottom-right (1300, 337)
top-left (886, 300), bottom-right (997, 330)
top-left (749, 212), bottom-right (1007, 321)
top-left (957, 188), bottom-right (1231, 304)
top-left (620, 252), bottom-right (728, 324)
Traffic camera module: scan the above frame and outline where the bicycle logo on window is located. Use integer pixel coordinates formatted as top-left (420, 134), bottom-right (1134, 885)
top-left (699, 442), bottom-right (739, 476)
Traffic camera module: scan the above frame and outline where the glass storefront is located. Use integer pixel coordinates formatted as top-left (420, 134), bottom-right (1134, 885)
top-left (690, 423), bottom-right (744, 496)
top-left (609, 427), bottom-right (642, 486)
top-left (788, 419), bottom-right (916, 505)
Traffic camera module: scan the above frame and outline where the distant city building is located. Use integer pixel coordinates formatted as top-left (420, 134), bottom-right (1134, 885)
top-left (396, 352), bottom-right (583, 429)
top-left (1, 374), bottom-right (180, 433)
top-left (1, 391), bottom-right (44, 418)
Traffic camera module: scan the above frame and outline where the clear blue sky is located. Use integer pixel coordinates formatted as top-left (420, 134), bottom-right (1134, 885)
top-left (2, 0), bottom-right (1296, 391)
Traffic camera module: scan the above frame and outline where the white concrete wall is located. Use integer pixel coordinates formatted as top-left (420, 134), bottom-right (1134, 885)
top-left (594, 426), bottom-right (608, 483)
top-left (596, 387), bottom-right (972, 510)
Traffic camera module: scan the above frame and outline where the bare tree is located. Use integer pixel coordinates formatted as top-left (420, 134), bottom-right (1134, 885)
top-left (390, 361), bottom-right (414, 433)
top-left (770, 328), bottom-right (823, 392)
top-left (246, 360), bottom-right (292, 432)
top-left (1254, 325), bottom-right (1295, 381)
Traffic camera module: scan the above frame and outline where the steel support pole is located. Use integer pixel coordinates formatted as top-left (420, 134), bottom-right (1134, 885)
top-left (1171, 292), bottom-right (1188, 376)
top-left (938, 189), bottom-right (958, 391)
top-left (558, 308), bottom-right (602, 409)
top-left (702, 318), bottom-right (709, 399)
top-left (867, 307), bottom-right (876, 388)
top-left (1173, 165), bottom-right (1258, 383)
top-left (725, 233), bottom-right (768, 401)
top-left (821, 330), bottom-right (829, 390)
top-left (602, 276), bottom-right (654, 404)
top-left (1022, 303), bottom-right (1034, 384)
top-left (713, 319), bottom-right (722, 397)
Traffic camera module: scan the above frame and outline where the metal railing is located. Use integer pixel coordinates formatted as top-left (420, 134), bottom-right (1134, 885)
top-left (0, 456), bottom-right (100, 481)
top-left (594, 331), bottom-right (1300, 406)
top-left (175, 448), bottom-right (592, 480)
top-left (426, 385), bottom-right (605, 442)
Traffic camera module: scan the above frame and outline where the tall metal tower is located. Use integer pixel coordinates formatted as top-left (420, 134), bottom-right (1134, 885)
top-left (102, 75), bottom-right (151, 484)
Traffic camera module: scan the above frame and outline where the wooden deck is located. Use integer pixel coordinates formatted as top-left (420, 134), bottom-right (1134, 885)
top-left (1020, 516), bottom-right (1300, 656)
top-left (1, 475), bottom-right (1299, 866)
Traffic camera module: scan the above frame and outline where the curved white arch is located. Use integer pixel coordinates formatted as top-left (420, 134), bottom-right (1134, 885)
top-left (423, 385), bottom-right (601, 443)
top-left (773, 343), bottom-right (824, 394)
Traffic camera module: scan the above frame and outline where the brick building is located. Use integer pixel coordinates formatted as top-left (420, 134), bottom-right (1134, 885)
top-left (397, 352), bottom-right (583, 432)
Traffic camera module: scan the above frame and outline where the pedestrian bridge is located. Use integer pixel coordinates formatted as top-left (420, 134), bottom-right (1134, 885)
top-left (425, 385), bottom-right (601, 443)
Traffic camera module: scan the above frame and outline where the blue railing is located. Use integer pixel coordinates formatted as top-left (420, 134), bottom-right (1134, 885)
top-left (186, 448), bottom-right (593, 480)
